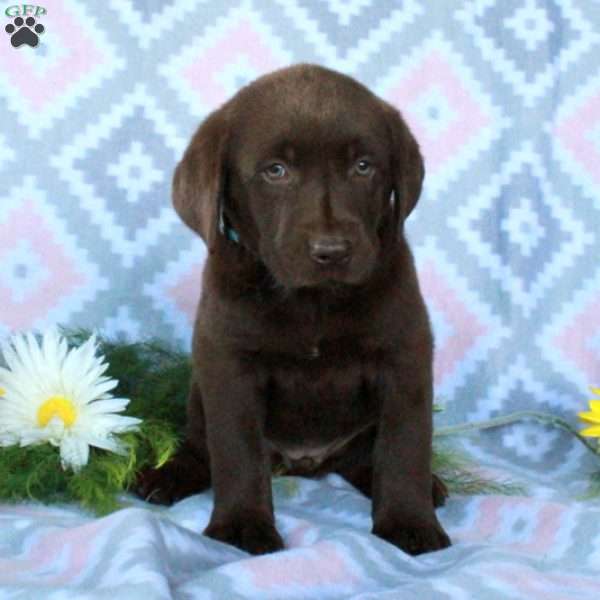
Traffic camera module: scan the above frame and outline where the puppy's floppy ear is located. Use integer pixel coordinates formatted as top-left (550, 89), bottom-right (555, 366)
top-left (379, 100), bottom-right (425, 222)
top-left (172, 107), bottom-right (229, 251)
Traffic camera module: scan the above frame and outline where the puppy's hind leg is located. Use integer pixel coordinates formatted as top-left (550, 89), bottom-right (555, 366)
top-left (333, 428), bottom-right (449, 508)
top-left (134, 381), bottom-right (211, 505)
top-left (332, 427), bottom-right (376, 498)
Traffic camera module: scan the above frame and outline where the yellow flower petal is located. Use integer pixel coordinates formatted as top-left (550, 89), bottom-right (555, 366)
top-left (578, 411), bottom-right (600, 424)
top-left (580, 425), bottom-right (600, 437)
top-left (588, 400), bottom-right (600, 412)
top-left (0, 387), bottom-right (5, 397)
top-left (590, 387), bottom-right (600, 398)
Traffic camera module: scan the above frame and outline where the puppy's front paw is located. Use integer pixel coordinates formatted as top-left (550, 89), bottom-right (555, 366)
top-left (373, 516), bottom-right (451, 555)
top-left (204, 513), bottom-right (284, 555)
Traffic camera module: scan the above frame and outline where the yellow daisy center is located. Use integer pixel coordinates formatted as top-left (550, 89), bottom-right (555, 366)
top-left (0, 387), bottom-right (5, 397)
top-left (37, 396), bottom-right (77, 428)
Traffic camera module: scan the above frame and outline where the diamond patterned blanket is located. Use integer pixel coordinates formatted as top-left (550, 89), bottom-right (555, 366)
top-left (1, 0), bottom-right (600, 598)
top-left (1, 464), bottom-right (600, 599)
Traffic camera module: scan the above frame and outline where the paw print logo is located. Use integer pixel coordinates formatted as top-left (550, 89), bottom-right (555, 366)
top-left (5, 16), bottom-right (45, 47)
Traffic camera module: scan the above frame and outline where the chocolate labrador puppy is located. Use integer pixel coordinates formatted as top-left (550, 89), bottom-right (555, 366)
top-left (137, 64), bottom-right (451, 556)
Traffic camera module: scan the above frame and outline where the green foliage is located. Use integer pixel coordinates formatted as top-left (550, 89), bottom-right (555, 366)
top-left (580, 470), bottom-right (600, 500)
top-left (0, 444), bottom-right (68, 505)
top-left (0, 330), bottom-right (185, 515)
top-left (432, 444), bottom-right (525, 497)
top-left (0, 419), bottom-right (181, 515)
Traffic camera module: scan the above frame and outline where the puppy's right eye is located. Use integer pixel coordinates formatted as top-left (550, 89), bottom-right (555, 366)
top-left (263, 163), bottom-right (287, 181)
top-left (354, 158), bottom-right (374, 177)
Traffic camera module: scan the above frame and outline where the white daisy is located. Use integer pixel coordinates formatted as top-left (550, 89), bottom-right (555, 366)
top-left (0, 329), bottom-right (141, 471)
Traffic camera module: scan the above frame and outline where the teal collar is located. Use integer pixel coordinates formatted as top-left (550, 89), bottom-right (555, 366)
top-left (219, 208), bottom-right (240, 244)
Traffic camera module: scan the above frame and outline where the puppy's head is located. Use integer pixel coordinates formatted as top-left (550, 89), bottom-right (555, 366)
top-left (173, 64), bottom-right (424, 289)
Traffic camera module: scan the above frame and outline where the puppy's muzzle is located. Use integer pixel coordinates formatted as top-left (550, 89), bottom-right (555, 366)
top-left (308, 236), bottom-right (352, 266)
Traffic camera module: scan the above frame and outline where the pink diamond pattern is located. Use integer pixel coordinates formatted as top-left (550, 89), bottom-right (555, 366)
top-left (144, 240), bottom-right (207, 346)
top-left (162, 7), bottom-right (291, 116)
top-left (0, 2), bottom-right (109, 113)
top-left (381, 46), bottom-right (492, 175)
top-left (0, 200), bottom-right (87, 331)
top-left (385, 51), bottom-right (489, 174)
top-left (419, 259), bottom-right (488, 391)
top-left (555, 82), bottom-right (600, 189)
top-left (167, 264), bottom-right (202, 327)
top-left (552, 291), bottom-right (600, 385)
top-left (415, 239), bottom-right (508, 400)
top-left (378, 34), bottom-right (507, 196)
top-left (184, 19), bottom-right (284, 108)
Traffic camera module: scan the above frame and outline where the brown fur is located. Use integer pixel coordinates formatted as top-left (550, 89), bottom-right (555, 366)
top-left (136, 64), bottom-right (451, 556)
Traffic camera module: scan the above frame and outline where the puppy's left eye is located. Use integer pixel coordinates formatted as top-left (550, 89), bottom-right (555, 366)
top-left (354, 159), bottom-right (373, 176)
top-left (263, 163), bottom-right (288, 181)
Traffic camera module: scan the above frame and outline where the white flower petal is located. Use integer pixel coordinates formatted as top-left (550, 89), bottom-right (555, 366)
top-left (60, 347), bottom-right (86, 399)
top-left (16, 334), bottom-right (47, 387)
top-left (0, 431), bottom-right (20, 446)
top-left (1, 338), bottom-right (30, 384)
top-left (85, 397), bottom-right (131, 415)
top-left (42, 329), bottom-right (69, 376)
top-left (0, 400), bottom-right (33, 421)
top-left (95, 414), bottom-right (142, 433)
top-left (76, 413), bottom-right (141, 437)
top-left (67, 335), bottom-right (102, 385)
top-left (42, 418), bottom-right (67, 445)
top-left (84, 434), bottom-right (127, 455)
top-left (41, 328), bottom-right (67, 370)
top-left (84, 379), bottom-right (119, 402)
top-left (27, 333), bottom-right (62, 394)
top-left (70, 363), bottom-right (109, 400)
top-left (40, 327), bottom-right (59, 366)
top-left (2, 335), bottom-right (48, 398)
top-left (25, 332), bottom-right (44, 375)
top-left (60, 436), bottom-right (90, 471)
top-left (0, 365), bottom-right (13, 384)
top-left (19, 429), bottom-right (51, 446)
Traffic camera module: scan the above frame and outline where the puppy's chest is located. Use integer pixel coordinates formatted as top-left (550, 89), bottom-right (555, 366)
top-left (256, 301), bottom-right (377, 364)
top-left (263, 358), bottom-right (379, 469)
top-left (242, 294), bottom-right (384, 469)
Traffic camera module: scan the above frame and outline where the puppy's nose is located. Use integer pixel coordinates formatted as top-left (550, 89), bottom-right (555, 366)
top-left (309, 237), bottom-right (352, 265)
